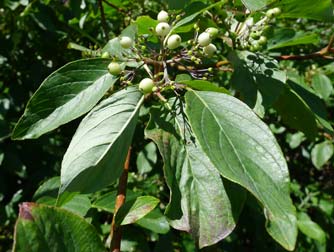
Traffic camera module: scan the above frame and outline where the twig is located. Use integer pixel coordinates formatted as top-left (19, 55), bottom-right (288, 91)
top-left (110, 148), bottom-right (131, 252)
top-left (98, 0), bottom-right (109, 41)
top-left (277, 35), bottom-right (334, 60)
top-left (102, 0), bottom-right (126, 13)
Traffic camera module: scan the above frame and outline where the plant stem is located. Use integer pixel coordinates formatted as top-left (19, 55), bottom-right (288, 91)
top-left (110, 147), bottom-right (131, 252)
top-left (98, 0), bottom-right (109, 41)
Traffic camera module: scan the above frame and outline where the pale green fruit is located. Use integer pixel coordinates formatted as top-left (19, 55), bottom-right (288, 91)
top-left (139, 78), bottom-right (155, 94)
top-left (167, 34), bottom-right (182, 49)
top-left (101, 52), bottom-right (109, 58)
top-left (203, 43), bottom-right (217, 57)
top-left (157, 10), bottom-right (169, 22)
top-left (155, 22), bottom-right (170, 37)
top-left (119, 36), bottom-right (133, 49)
top-left (205, 27), bottom-right (219, 38)
top-left (258, 36), bottom-right (267, 45)
top-left (108, 62), bottom-right (122, 76)
top-left (198, 32), bottom-right (211, 47)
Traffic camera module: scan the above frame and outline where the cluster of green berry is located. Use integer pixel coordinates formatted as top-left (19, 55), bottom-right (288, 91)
top-left (236, 7), bottom-right (281, 51)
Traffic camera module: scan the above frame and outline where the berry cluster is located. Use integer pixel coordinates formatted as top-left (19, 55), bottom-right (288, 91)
top-left (235, 7), bottom-right (281, 51)
top-left (106, 10), bottom-right (220, 96)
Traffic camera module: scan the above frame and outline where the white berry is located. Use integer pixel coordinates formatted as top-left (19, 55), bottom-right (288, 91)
top-left (157, 10), bottom-right (169, 22)
top-left (167, 34), bottom-right (182, 49)
top-left (139, 78), bottom-right (155, 94)
top-left (198, 32), bottom-right (211, 47)
top-left (203, 43), bottom-right (217, 57)
top-left (155, 22), bottom-right (171, 37)
top-left (119, 36), bottom-right (133, 49)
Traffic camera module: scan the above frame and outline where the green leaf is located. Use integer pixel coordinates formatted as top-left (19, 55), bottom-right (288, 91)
top-left (56, 192), bottom-right (91, 217)
top-left (229, 51), bottom-right (286, 111)
top-left (92, 190), bottom-right (141, 213)
top-left (288, 80), bottom-right (333, 134)
top-left (170, 1), bottom-right (226, 34)
top-left (268, 29), bottom-right (320, 50)
top-left (60, 86), bottom-right (143, 193)
top-left (12, 59), bottom-right (117, 140)
top-left (32, 177), bottom-right (91, 216)
top-left (277, 0), bottom-right (334, 22)
top-left (115, 196), bottom-right (160, 226)
top-left (166, 0), bottom-right (187, 9)
top-left (180, 80), bottom-right (229, 93)
top-left (136, 142), bottom-right (157, 174)
top-left (136, 208), bottom-right (170, 234)
top-left (297, 212), bottom-right (326, 243)
top-left (311, 141), bottom-right (334, 169)
top-left (312, 73), bottom-right (333, 101)
top-left (146, 100), bottom-right (246, 248)
top-left (185, 90), bottom-right (297, 250)
top-left (241, 0), bottom-right (276, 11)
top-left (274, 87), bottom-right (318, 139)
top-left (13, 203), bottom-right (105, 252)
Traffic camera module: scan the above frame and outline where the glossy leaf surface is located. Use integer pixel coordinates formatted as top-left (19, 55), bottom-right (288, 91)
top-left (60, 86), bottom-right (143, 193)
top-left (146, 101), bottom-right (245, 248)
top-left (12, 59), bottom-right (117, 140)
top-left (13, 203), bottom-right (105, 252)
top-left (185, 90), bottom-right (297, 250)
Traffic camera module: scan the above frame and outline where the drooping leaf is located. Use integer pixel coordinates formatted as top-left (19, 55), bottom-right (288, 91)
top-left (13, 203), bottom-right (105, 252)
top-left (60, 86), bottom-right (143, 193)
top-left (12, 59), bottom-right (117, 140)
top-left (115, 196), bottom-right (160, 225)
top-left (146, 101), bottom-right (246, 248)
top-left (311, 141), bottom-right (334, 169)
top-left (297, 212), bottom-right (326, 243)
top-left (185, 90), bottom-right (297, 250)
top-left (136, 208), bottom-right (170, 234)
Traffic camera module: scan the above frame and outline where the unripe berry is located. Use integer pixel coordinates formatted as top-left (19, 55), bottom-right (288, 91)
top-left (155, 22), bottom-right (170, 37)
top-left (258, 36), bottom-right (267, 45)
top-left (167, 34), bottom-right (182, 49)
top-left (101, 52), bottom-right (109, 58)
top-left (205, 27), bottom-right (219, 38)
top-left (108, 62), bottom-right (122, 76)
top-left (198, 32), bottom-right (211, 47)
top-left (157, 10), bottom-right (169, 22)
top-left (203, 43), bottom-right (217, 57)
top-left (139, 78), bottom-right (155, 94)
top-left (272, 7), bottom-right (281, 15)
top-left (119, 36), bottom-right (133, 49)
top-left (250, 31), bottom-right (261, 39)
top-left (266, 8), bottom-right (281, 18)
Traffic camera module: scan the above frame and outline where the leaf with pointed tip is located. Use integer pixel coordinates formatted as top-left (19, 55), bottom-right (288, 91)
top-left (145, 101), bottom-right (245, 248)
top-left (115, 196), bottom-right (160, 226)
top-left (13, 203), bottom-right (105, 252)
top-left (185, 90), bottom-right (297, 251)
top-left (12, 59), bottom-right (117, 140)
top-left (60, 86), bottom-right (143, 193)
